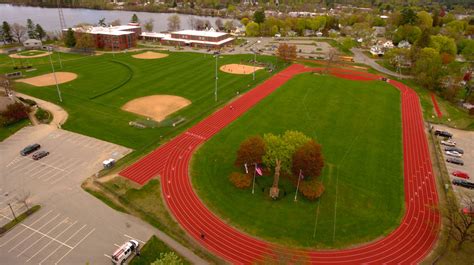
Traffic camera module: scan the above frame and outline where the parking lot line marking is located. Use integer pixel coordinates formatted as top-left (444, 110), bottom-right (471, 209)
top-left (124, 234), bottom-right (146, 244)
top-left (8, 214), bottom-right (61, 253)
top-left (39, 224), bottom-right (86, 265)
top-left (55, 228), bottom-right (95, 265)
top-left (104, 254), bottom-right (112, 259)
top-left (114, 243), bottom-right (120, 247)
top-left (0, 210), bottom-right (53, 247)
top-left (14, 216), bottom-right (73, 250)
top-left (26, 220), bottom-right (78, 262)
top-left (18, 218), bottom-right (72, 257)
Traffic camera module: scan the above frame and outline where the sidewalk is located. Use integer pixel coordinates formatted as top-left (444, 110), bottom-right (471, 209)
top-left (13, 92), bottom-right (68, 128)
top-left (351, 48), bottom-right (412, 79)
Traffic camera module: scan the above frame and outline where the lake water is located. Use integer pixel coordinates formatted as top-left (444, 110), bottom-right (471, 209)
top-left (0, 4), bottom-right (237, 33)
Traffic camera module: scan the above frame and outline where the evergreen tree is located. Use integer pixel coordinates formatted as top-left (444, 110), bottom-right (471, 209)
top-left (64, 28), bottom-right (76, 48)
top-left (415, 29), bottom-right (431, 48)
top-left (253, 9), bottom-right (265, 24)
top-left (35, 24), bottom-right (46, 40)
top-left (2, 21), bottom-right (13, 43)
top-left (26, 18), bottom-right (36, 39)
top-left (131, 14), bottom-right (139, 23)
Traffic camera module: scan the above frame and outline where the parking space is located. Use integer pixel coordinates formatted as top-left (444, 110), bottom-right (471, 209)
top-left (435, 125), bottom-right (474, 206)
top-left (0, 125), bottom-right (155, 264)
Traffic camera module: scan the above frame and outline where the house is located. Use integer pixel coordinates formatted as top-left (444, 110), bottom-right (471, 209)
top-left (370, 46), bottom-right (384, 56)
top-left (23, 39), bottom-right (42, 49)
top-left (372, 26), bottom-right (386, 37)
top-left (65, 23), bottom-right (142, 50)
top-left (383, 40), bottom-right (394, 49)
top-left (398, 40), bottom-right (411, 49)
top-left (160, 29), bottom-right (234, 49)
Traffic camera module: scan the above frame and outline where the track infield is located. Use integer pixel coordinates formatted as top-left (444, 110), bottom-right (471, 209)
top-left (120, 64), bottom-right (440, 263)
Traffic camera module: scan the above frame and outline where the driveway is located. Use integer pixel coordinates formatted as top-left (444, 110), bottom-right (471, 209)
top-left (351, 48), bottom-right (412, 79)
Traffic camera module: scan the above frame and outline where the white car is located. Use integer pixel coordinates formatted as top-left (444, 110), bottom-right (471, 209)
top-left (441, 140), bottom-right (456, 146)
top-left (446, 151), bottom-right (462, 158)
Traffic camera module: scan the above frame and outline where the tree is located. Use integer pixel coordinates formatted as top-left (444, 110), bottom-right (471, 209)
top-left (460, 40), bottom-right (474, 61)
top-left (131, 13), bottom-right (139, 23)
top-left (167, 14), bottom-right (181, 31)
top-left (151, 252), bottom-right (183, 265)
top-left (35, 24), bottom-right (46, 40)
top-left (442, 193), bottom-right (474, 250)
top-left (276, 43), bottom-right (297, 62)
top-left (253, 9), bottom-right (265, 24)
top-left (412, 48), bottom-right (442, 90)
top-left (26, 18), bottom-right (36, 39)
top-left (263, 131), bottom-right (310, 198)
top-left (292, 140), bottom-right (324, 179)
top-left (234, 135), bottom-right (266, 169)
top-left (98, 18), bottom-right (106, 27)
top-left (417, 11), bottom-right (433, 29)
top-left (215, 18), bottom-right (223, 30)
top-left (393, 25), bottom-right (421, 44)
top-left (400, 8), bottom-right (418, 25)
top-left (224, 20), bottom-right (235, 32)
top-left (241, 17), bottom-right (250, 26)
top-left (429, 35), bottom-right (457, 56)
top-left (414, 29), bottom-right (431, 48)
top-left (245, 21), bottom-right (260, 37)
top-left (11, 23), bottom-right (26, 43)
top-left (64, 28), bottom-right (76, 48)
top-left (0, 102), bottom-right (29, 126)
top-left (75, 33), bottom-right (95, 52)
top-left (440, 75), bottom-right (462, 102)
top-left (15, 190), bottom-right (31, 210)
top-left (1, 21), bottom-right (13, 43)
top-left (144, 18), bottom-right (154, 32)
top-left (229, 172), bottom-right (252, 189)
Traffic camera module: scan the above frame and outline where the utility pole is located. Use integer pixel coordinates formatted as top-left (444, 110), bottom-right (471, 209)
top-left (8, 203), bottom-right (17, 220)
top-left (48, 47), bottom-right (63, 102)
top-left (294, 169), bottom-right (302, 202)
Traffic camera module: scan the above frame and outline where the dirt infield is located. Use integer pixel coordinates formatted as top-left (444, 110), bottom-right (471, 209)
top-left (122, 95), bottom-right (191, 122)
top-left (16, 72), bottom-right (78, 87)
top-left (132, 51), bottom-right (169, 59)
top-left (9, 51), bottom-right (51, 59)
top-left (220, 64), bottom-right (264, 75)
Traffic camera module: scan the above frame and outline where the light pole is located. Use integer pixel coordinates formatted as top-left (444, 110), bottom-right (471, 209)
top-left (294, 169), bottom-right (302, 202)
top-left (214, 52), bottom-right (219, 102)
top-left (48, 46), bottom-right (63, 102)
top-left (251, 163), bottom-right (257, 194)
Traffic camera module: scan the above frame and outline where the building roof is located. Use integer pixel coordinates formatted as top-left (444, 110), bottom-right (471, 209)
top-left (141, 32), bottom-right (169, 38)
top-left (67, 24), bottom-right (140, 36)
top-left (162, 36), bottom-right (234, 46)
top-left (171, 30), bottom-right (228, 38)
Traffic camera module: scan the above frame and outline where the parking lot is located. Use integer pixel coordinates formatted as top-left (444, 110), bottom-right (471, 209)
top-left (0, 125), bottom-right (156, 264)
top-left (435, 125), bottom-right (474, 207)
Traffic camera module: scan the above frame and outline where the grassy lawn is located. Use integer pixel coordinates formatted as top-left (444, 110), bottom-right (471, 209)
top-left (130, 235), bottom-right (189, 265)
top-left (0, 119), bottom-right (31, 142)
top-left (0, 51), bottom-right (86, 71)
top-left (3, 51), bottom-right (281, 151)
top-left (191, 73), bottom-right (404, 249)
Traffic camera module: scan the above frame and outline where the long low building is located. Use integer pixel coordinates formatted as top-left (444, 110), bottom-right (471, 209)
top-left (65, 23), bottom-right (142, 50)
top-left (141, 29), bottom-right (234, 49)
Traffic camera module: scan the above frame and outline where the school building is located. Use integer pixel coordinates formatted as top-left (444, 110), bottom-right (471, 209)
top-left (66, 23), bottom-right (142, 50)
top-left (141, 29), bottom-right (234, 49)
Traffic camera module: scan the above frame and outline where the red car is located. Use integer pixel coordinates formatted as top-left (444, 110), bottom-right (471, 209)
top-left (452, 171), bottom-right (470, 179)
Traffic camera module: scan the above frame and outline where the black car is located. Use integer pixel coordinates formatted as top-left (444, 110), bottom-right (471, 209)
top-left (446, 157), bottom-right (464, 165)
top-left (434, 130), bottom-right (453, 138)
top-left (20, 143), bottom-right (41, 156)
top-left (452, 179), bottom-right (474, 189)
top-left (444, 146), bottom-right (464, 154)
top-left (32, 151), bottom-right (49, 160)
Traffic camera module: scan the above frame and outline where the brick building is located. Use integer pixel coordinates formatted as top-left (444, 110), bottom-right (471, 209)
top-left (66, 23), bottom-right (142, 50)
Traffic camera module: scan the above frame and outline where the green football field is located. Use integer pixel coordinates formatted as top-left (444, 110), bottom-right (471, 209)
top-left (0, 51), bottom-right (281, 149)
top-left (191, 73), bottom-right (404, 248)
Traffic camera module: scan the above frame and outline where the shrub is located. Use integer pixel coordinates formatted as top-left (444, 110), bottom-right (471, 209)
top-left (35, 108), bottom-right (50, 123)
top-left (299, 179), bottom-right (325, 201)
top-left (229, 172), bottom-right (252, 189)
top-left (292, 140), bottom-right (324, 179)
top-left (0, 102), bottom-right (29, 126)
top-left (234, 135), bottom-right (266, 169)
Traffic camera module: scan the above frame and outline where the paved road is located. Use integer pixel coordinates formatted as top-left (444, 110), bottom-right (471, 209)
top-left (351, 48), bottom-right (412, 79)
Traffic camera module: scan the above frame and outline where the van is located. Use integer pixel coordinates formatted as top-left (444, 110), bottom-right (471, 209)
top-left (20, 143), bottom-right (41, 156)
top-left (111, 240), bottom-right (139, 264)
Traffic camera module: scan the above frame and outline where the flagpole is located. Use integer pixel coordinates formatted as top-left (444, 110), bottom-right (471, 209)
top-left (252, 163), bottom-right (257, 194)
top-left (294, 169), bottom-right (302, 202)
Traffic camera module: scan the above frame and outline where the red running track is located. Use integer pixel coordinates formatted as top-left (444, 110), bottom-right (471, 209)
top-left (430, 93), bottom-right (443, 118)
top-left (120, 64), bottom-right (440, 264)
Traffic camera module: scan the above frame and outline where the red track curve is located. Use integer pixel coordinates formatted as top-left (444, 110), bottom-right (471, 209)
top-left (120, 64), bottom-right (440, 264)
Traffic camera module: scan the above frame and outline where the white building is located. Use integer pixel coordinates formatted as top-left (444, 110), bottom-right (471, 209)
top-left (23, 39), bottom-right (42, 49)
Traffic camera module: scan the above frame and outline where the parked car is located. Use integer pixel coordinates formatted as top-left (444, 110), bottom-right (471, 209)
top-left (452, 179), bottom-right (474, 189)
top-left (446, 157), bottom-right (464, 165)
top-left (452, 171), bottom-right (470, 179)
top-left (444, 146), bottom-right (464, 154)
top-left (434, 130), bottom-right (453, 138)
top-left (20, 143), bottom-right (41, 156)
top-left (441, 140), bottom-right (456, 146)
top-left (32, 150), bottom-right (49, 160)
top-left (446, 151), bottom-right (462, 157)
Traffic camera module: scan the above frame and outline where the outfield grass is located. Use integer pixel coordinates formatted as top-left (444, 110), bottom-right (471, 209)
top-left (0, 52), bottom-right (86, 72)
top-left (4, 51), bottom-right (281, 150)
top-left (191, 73), bottom-right (404, 248)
